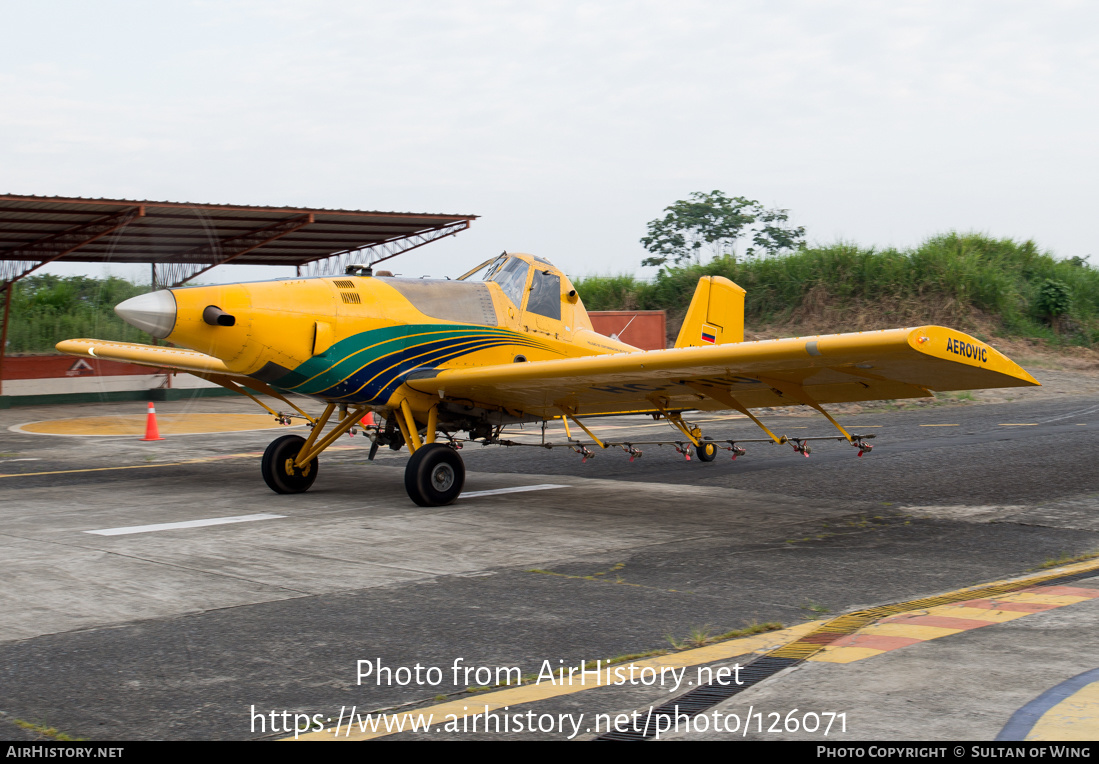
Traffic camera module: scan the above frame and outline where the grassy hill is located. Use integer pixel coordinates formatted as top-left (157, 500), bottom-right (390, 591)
top-left (575, 233), bottom-right (1099, 347)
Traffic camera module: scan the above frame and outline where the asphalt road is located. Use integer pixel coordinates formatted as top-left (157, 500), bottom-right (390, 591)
top-left (0, 389), bottom-right (1097, 741)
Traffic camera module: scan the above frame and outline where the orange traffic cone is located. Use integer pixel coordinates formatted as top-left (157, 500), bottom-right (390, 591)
top-left (141, 401), bottom-right (164, 441)
top-left (361, 411), bottom-right (376, 426)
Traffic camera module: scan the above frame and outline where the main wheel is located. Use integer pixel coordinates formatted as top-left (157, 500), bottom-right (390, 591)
top-left (261, 434), bottom-right (319, 494)
top-left (695, 439), bottom-right (718, 462)
top-left (404, 443), bottom-right (465, 507)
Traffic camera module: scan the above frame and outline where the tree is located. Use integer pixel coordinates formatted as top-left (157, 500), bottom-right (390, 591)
top-left (640, 190), bottom-right (805, 267)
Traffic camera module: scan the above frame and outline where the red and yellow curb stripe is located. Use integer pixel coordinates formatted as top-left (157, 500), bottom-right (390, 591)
top-left (811, 584), bottom-right (1099, 664)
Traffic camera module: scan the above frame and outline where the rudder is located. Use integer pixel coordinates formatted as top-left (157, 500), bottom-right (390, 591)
top-left (674, 276), bottom-right (746, 348)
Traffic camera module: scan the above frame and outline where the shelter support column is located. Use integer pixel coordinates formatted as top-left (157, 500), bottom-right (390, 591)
top-left (0, 283), bottom-right (11, 397)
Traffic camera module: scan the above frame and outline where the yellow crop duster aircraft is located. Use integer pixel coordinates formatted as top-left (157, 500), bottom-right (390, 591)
top-left (57, 252), bottom-right (1038, 506)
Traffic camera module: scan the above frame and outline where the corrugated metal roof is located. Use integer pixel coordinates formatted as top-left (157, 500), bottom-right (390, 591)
top-left (0, 194), bottom-right (477, 267)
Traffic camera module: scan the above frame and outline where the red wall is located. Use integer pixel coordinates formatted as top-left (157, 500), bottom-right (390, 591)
top-left (588, 311), bottom-right (667, 350)
top-left (2, 355), bottom-right (153, 380)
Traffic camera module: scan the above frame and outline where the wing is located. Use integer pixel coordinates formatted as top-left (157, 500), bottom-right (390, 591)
top-left (405, 326), bottom-right (1039, 418)
top-left (55, 339), bottom-right (241, 376)
top-left (55, 338), bottom-right (315, 419)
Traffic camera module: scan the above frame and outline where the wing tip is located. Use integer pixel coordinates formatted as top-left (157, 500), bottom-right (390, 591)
top-left (908, 326), bottom-right (1041, 387)
top-left (55, 339), bottom-right (92, 355)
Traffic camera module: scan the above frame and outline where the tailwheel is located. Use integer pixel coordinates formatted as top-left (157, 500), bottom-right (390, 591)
top-left (695, 439), bottom-right (718, 462)
top-left (404, 443), bottom-right (465, 507)
top-left (261, 434), bottom-right (319, 494)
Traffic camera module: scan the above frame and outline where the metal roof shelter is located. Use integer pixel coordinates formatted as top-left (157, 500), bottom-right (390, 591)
top-left (0, 194), bottom-right (477, 393)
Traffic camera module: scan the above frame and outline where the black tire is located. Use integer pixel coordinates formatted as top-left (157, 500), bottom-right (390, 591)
top-left (261, 434), bottom-right (319, 494)
top-left (696, 439), bottom-right (718, 462)
top-left (404, 443), bottom-right (465, 507)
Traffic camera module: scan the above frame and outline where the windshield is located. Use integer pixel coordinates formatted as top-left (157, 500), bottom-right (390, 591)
top-left (490, 257), bottom-right (530, 308)
top-left (483, 256), bottom-right (507, 281)
top-left (456, 255), bottom-right (504, 282)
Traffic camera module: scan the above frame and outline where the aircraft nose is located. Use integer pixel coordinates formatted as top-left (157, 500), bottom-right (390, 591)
top-left (115, 290), bottom-right (177, 338)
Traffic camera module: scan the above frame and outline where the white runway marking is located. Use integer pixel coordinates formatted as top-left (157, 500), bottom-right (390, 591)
top-left (85, 513), bottom-right (286, 536)
top-left (462, 484), bottom-right (569, 499)
top-left (1040, 403), bottom-right (1099, 424)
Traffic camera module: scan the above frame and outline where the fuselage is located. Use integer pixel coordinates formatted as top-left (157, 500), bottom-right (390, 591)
top-left (115, 254), bottom-right (638, 410)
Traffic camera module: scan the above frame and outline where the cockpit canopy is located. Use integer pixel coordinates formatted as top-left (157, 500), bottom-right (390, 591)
top-left (460, 253), bottom-right (562, 320)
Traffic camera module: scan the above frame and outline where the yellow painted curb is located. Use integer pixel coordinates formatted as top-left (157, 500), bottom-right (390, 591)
top-left (287, 558), bottom-right (1099, 741)
top-left (797, 558), bottom-right (1099, 664)
top-left (12, 413), bottom-right (300, 437)
top-left (289, 622), bottom-right (818, 741)
top-left (1027, 682), bottom-right (1099, 741)
top-left (0, 444), bottom-right (366, 479)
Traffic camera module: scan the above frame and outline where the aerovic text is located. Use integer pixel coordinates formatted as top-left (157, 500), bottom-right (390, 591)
top-left (946, 337), bottom-right (987, 363)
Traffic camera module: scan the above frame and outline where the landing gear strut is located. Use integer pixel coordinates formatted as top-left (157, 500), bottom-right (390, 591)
top-left (261, 434), bottom-right (319, 494)
top-left (404, 443), bottom-right (466, 506)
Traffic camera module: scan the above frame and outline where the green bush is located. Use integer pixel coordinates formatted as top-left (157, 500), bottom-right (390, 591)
top-left (1036, 279), bottom-right (1072, 319)
top-left (4, 275), bottom-right (152, 353)
top-left (574, 233), bottom-right (1099, 344)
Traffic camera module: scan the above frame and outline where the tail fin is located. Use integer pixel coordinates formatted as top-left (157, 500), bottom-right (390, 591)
top-left (674, 276), bottom-right (746, 348)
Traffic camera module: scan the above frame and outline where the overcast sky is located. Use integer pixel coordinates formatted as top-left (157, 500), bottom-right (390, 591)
top-left (2, 1), bottom-right (1096, 285)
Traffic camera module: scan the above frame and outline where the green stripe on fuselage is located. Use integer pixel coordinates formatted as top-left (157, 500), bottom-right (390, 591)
top-left (277, 324), bottom-right (550, 396)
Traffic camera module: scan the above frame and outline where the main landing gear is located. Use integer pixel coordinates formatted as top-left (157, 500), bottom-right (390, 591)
top-left (260, 400), bottom-right (468, 507)
top-left (404, 443), bottom-right (465, 507)
top-left (261, 434), bottom-right (319, 494)
top-left (258, 395), bottom-right (873, 507)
